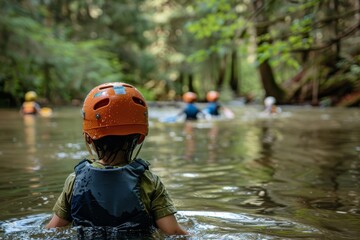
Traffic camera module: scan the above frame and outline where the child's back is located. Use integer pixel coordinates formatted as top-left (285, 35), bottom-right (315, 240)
top-left (182, 92), bottom-right (201, 120)
top-left (46, 82), bottom-right (188, 236)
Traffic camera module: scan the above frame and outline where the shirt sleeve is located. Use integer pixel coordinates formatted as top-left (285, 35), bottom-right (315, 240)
top-left (141, 171), bottom-right (177, 220)
top-left (52, 173), bottom-right (76, 221)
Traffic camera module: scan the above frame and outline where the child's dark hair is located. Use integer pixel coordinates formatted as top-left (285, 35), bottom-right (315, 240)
top-left (93, 134), bottom-right (140, 165)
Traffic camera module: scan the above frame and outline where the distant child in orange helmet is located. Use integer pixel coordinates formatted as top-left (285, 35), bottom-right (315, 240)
top-left (46, 82), bottom-right (188, 237)
top-left (204, 91), bottom-right (221, 116)
top-left (204, 91), bottom-right (234, 119)
top-left (179, 92), bottom-right (202, 120)
top-left (20, 91), bottom-right (41, 115)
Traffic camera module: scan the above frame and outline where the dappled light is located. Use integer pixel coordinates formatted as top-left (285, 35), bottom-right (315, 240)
top-left (0, 0), bottom-right (359, 239)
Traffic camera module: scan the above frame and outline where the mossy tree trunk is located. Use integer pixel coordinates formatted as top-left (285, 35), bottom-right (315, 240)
top-left (229, 49), bottom-right (239, 96)
top-left (252, 0), bottom-right (285, 103)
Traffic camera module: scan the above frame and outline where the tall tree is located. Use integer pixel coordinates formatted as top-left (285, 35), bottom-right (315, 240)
top-left (229, 49), bottom-right (239, 96)
top-left (252, 0), bottom-right (285, 102)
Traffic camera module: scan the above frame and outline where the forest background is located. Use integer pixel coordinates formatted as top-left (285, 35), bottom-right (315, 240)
top-left (0, 0), bottom-right (359, 107)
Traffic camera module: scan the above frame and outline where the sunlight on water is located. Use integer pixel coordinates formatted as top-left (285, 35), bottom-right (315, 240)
top-left (0, 211), bottom-right (322, 240)
top-left (180, 211), bottom-right (320, 234)
top-left (0, 106), bottom-right (359, 239)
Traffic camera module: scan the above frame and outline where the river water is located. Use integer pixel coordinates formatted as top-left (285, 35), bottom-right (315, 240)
top-left (0, 105), bottom-right (359, 239)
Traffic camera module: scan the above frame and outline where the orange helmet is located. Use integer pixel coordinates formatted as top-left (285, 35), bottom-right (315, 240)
top-left (82, 82), bottom-right (148, 143)
top-left (206, 91), bottom-right (219, 102)
top-left (182, 92), bottom-right (197, 103)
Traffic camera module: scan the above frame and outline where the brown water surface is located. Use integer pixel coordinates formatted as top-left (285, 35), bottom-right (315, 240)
top-left (0, 106), bottom-right (359, 239)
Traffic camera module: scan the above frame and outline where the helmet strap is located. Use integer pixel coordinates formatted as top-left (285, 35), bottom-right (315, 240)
top-left (84, 134), bottom-right (96, 160)
top-left (131, 142), bottom-right (144, 162)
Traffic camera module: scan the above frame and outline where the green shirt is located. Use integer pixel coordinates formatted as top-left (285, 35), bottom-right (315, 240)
top-left (52, 160), bottom-right (177, 222)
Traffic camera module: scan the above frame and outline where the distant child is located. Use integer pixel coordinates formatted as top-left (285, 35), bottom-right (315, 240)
top-left (203, 91), bottom-right (235, 119)
top-left (179, 92), bottom-right (202, 120)
top-left (204, 91), bottom-right (221, 116)
top-left (263, 96), bottom-right (281, 115)
top-left (20, 91), bottom-right (41, 115)
top-left (46, 82), bottom-right (188, 236)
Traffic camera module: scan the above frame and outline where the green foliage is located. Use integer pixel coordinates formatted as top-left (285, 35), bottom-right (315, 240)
top-left (333, 58), bottom-right (360, 84)
top-left (238, 45), bottom-right (263, 98)
top-left (186, 0), bottom-right (246, 47)
top-left (255, 10), bottom-right (315, 72)
top-left (187, 49), bottom-right (210, 63)
top-left (287, 0), bottom-right (319, 13)
top-left (0, 0), bottom-right (359, 106)
top-left (256, 41), bottom-right (301, 69)
top-left (0, 2), bottom-right (123, 103)
top-left (135, 86), bottom-right (156, 101)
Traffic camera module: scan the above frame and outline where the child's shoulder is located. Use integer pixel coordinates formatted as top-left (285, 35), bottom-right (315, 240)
top-left (141, 167), bottom-right (162, 184)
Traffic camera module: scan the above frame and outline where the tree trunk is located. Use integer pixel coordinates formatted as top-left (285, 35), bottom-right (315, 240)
top-left (252, 0), bottom-right (284, 102)
top-left (43, 62), bottom-right (52, 101)
top-left (332, 0), bottom-right (341, 58)
top-left (312, 78), bottom-right (319, 106)
top-left (178, 72), bottom-right (184, 95)
top-left (258, 62), bottom-right (284, 100)
top-left (357, 0), bottom-right (360, 36)
top-left (188, 73), bottom-right (195, 93)
top-left (229, 49), bottom-right (239, 96)
top-left (216, 55), bottom-right (227, 91)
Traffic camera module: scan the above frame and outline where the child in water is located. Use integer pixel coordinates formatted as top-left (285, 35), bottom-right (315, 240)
top-left (180, 91), bottom-right (202, 120)
top-left (263, 96), bottom-right (281, 115)
top-left (204, 91), bottom-right (221, 116)
top-left (203, 91), bottom-right (235, 119)
top-left (20, 91), bottom-right (41, 115)
top-left (46, 82), bottom-right (188, 236)
top-left (161, 92), bottom-right (201, 122)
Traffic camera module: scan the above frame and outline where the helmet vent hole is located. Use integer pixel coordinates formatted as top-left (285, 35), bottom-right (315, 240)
top-left (94, 98), bottom-right (110, 110)
top-left (132, 97), bottom-right (146, 107)
top-left (122, 84), bottom-right (133, 88)
top-left (99, 85), bottom-right (113, 90)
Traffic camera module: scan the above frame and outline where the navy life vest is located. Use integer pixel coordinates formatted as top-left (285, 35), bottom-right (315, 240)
top-left (206, 102), bottom-right (220, 116)
top-left (70, 158), bottom-right (154, 230)
top-left (184, 103), bottom-right (200, 120)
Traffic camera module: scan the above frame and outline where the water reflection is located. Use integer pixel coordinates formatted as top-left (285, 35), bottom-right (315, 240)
top-left (0, 107), bottom-right (359, 239)
top-left (207, 123), bottom-right (219, 163)
top-left (182, 121), bottom-right (220, 163)
top-left (183, 121), bottom-right (196, 161)
top-left (23, 115), bottom-right (37, 154)
top-left (22, 115), bottom-right (42, 174)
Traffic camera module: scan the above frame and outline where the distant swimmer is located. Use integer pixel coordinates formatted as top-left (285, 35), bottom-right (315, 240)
top-left (21, 91), bottom-right (41, 115)
top-left (181, 92), bottom-right (202, 120)
top-left (204, 91), bottom-right (221, 116)
top-left (263, 96), bottom-right (281, 115)
top-left (159, 92), bottom-right (203, 123)
top-left (20, 91), bottom-right (53, 117)
top-left (203, 91), bottom-right (234, 119)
